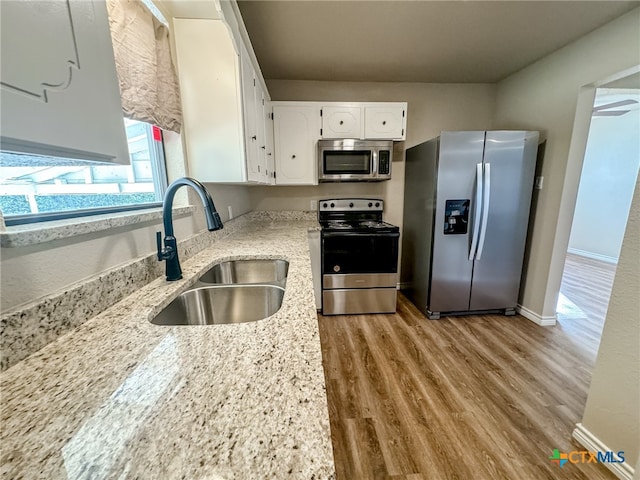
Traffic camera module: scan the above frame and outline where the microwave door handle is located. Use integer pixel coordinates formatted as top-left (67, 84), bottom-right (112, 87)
top-left (372, 149), bottom-right (378, 177)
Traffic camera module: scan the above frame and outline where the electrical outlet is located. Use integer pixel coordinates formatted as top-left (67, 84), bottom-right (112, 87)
top-left (310, 200), bottom-right (317, 211)
top-left (227, 205), bottom-right (233, 219)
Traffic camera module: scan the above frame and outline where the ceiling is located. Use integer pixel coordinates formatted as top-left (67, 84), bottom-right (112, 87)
top-left (236, 1), bottom-right (640, 83)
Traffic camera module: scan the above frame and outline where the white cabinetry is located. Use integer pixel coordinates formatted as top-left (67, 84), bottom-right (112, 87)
top-left (273, 104), bottom-right (321, 185)
top-left (240, 44), bottom-right (261, 182)
top-left (319, 102), bottom-right (407, 141)
top-left (364, 105), bottom-right (406, 140)
top-left (263, 97), bottom-right (276, 184)
top-left (0, 0), bottom-right (129, 164)
top-left (174, 19), bottom-right (273, 184)
top-left (321, 105), bottom-right (362, 139)
top-left (174, 19), bottom-right (246, 183)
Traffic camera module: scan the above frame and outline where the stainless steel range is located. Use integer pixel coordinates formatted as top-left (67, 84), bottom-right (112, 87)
top-left (319, 198), bottom-right (399, 315)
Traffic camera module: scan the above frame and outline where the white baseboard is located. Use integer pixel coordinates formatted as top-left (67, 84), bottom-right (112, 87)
top-left (572, 423), bottom-right (634, 480)
top-left (568, 247), bottom-right (618, 265)
top-left (516, 304), bottom-right (557, 326)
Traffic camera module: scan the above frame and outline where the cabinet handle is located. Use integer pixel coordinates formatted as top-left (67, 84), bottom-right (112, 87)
top-left (267, 153), bottom-right (272, 156)
top-left (261, 146), bottom-right (266, 149)
top-left (258, 166), bottom-right (261, 172)
top-left (251, 135), bottom-right (257, 140)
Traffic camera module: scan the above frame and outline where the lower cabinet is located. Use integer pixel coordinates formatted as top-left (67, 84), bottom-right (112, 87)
top-left (273, 103), bottom-right (321, 185)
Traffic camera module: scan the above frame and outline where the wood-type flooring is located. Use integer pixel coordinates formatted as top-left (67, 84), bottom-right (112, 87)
top-left (317, 254), bottom-right (617, 480)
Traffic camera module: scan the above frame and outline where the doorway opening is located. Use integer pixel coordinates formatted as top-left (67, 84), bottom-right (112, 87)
top-left (557, 84), bottom-right (639, 351)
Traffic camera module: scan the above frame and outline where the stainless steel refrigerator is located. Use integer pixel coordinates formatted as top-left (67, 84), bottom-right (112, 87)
top-left (401, 131), bottom-right (539, 319)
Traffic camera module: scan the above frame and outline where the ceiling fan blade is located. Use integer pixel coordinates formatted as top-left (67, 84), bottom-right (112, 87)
top-left (592, 110), bottom-right (631, 117)
top-left (592, 99), bottom-right (638, 112)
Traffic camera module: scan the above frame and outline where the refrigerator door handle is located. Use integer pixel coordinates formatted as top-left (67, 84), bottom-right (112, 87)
top-left (469, 163), bottom-right (483, 261)
top-left (476, 162), bottom-right (491, 260)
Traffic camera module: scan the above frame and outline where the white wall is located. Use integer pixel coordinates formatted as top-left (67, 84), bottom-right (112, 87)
top-left (253, 81), bottom-right (497, 231)
top-left (579, 175), bottom-right (640, 469)
top-left (568, 89), bottom-right (640, 262)
top-left (492, 7), bottom-right (640, 318)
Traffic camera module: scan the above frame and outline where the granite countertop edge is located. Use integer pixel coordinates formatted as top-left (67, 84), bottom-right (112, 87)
top-left (0, 218), bottom-right (335, 480)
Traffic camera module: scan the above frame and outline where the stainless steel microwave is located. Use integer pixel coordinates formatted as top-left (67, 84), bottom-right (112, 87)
top-left (318, 139), bottom-right (393, 182)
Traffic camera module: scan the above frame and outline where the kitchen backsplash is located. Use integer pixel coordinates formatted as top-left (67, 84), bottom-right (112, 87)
top-left (0, 211), bottom-right (317, 372)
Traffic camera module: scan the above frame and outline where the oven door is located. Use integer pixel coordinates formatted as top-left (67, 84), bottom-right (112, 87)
top-left (321, 231), bottom-right (399, 274)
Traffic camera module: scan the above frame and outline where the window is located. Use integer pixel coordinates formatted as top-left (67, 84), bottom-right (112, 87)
top-left (0, 119), bottom-right (167, 225)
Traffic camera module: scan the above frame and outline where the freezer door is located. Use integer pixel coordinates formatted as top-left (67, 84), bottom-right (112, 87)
top-left (469, 131), bottom-right (539, 311)
top-left (429, 131), bottom-right (485, 313)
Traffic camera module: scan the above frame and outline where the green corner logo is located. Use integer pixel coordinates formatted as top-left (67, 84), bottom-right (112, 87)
top-left (549, 449), bottom-right (568, 468)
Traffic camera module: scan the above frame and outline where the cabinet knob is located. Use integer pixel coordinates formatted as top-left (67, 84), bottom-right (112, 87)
top-left (252, 135), bottom-right (257, 140)
top-left (267, 153), bottom-right (272, 156)
top-left (339, 120), bottom-right (344, 125)
top-left (349, 202), bottom-right (354, 208)
top-left (382, 121), bottom-right (386, 125)
top-left (292, 154), bottom-right (296, 159)
top-left (261, 146), bottom-right (266, 149)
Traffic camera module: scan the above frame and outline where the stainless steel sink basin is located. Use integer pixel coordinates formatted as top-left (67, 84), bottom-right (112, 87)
top-left (198, 259), bottom-right (289, 286)
top-left (151, 285), bottom-right (285, 325)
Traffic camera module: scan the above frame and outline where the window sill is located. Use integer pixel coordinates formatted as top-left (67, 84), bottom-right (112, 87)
top-left (0, 206), bottom-right (196, 248)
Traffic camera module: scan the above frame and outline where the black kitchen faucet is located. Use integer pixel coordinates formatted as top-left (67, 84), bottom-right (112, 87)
top-left (156, 177), bottom-right (223, 281)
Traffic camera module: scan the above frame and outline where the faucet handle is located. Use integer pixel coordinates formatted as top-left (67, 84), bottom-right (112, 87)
top-left (156, 231), bottom-right (163, 261)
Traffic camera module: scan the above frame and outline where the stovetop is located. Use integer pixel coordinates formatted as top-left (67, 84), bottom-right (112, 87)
top-left (318, 198), bottom-right (399, 233)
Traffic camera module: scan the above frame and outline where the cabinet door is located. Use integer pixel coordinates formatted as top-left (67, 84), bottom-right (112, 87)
top-left (364, 105), bottom-right (406, 140)
top-left (174, 19), bottom-right (246, 182)
top-left (273, 105), bottom-right (320, 185)
top-left (322, 106), bottom-right (362, 139)
top-left (264, 102), bottom-right (276, 185)
top-left (0, 0), bottom-right (129, 164)
top-left (240, 46), bottom-right (261, 182)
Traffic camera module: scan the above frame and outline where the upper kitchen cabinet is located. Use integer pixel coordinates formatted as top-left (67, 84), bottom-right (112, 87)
top-left (240, 44), bottom-right (275, 184)
top-left (364, 104), bottom-right (406, 140)
top-left (273, 103), bottom-right (321, 185)
top-left (240, 43), bottom-right (261, 183)
top-left (322, 105), bottom-right (363, 139)
top-left (173, 4), bottom-right (272, 184)
top-left (173, 18), bottom-right (247, 183)
top-left (0, 0), bottom-right (129, 164)
top-left (320, 102), bottom-right (407, 141)
top-left (261, 91), bottom-right (277, 184)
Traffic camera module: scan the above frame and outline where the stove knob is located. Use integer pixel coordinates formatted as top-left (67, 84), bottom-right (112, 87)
top-left (322, 202), bottom-right (328, 208)
top-left (368, 202), bottom-right (373, 207)
top-left (349, 202), bottom-right (354, 208)
top-left (375, 202), bottom-right (380, 207)
top-left (330, 202), bottom-right (335, 208)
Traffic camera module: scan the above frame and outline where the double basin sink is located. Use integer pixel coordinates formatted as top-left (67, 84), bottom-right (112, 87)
top-left (152, 259), bottom-right (289, 326)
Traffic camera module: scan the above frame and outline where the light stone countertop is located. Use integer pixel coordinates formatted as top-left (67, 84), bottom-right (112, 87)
top-left (0, 218), bottom-right (335, 479)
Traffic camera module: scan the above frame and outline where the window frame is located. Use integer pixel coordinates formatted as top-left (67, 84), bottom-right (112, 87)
top-left (1, 121), bottom-right (169, 227)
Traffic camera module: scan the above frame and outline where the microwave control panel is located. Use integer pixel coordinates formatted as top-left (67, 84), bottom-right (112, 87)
top-left (378, 150), bottom-right (391, 175)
